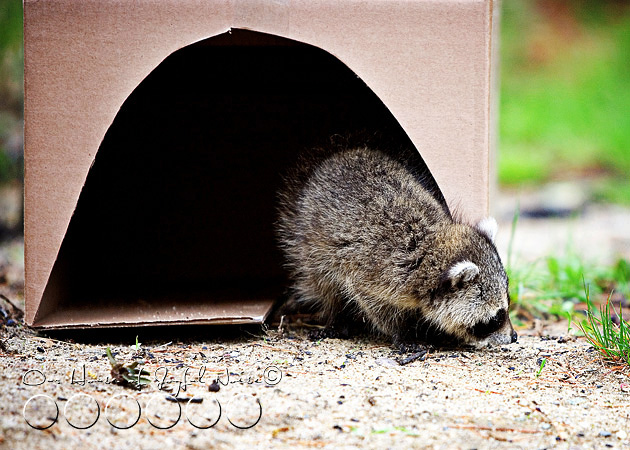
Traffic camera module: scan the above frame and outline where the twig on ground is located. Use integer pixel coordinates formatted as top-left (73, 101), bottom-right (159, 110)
top-left (448, 424), bottom-right (541, 434)
top-left (398, 349), bottom-right (428, 366)
top-left (155, 341), bottom-right (173, 349)
top-left (278, 315), bottom-right (285, 333)
top-left (472, 388), bottom-right (503, 395)
top-left (253, 343), bottom-right (299, 354)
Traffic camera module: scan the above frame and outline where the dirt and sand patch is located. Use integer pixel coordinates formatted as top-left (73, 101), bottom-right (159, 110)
top-left (1, 199), bottom-right (630, 449)
top-left (0, 316), bottom-right (629, 449)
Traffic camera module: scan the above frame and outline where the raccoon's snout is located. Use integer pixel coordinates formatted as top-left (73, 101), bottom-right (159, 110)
top-left (479, 328), bottom-right (516, 347)
top-left (471, 314), bottom-right (517, 347)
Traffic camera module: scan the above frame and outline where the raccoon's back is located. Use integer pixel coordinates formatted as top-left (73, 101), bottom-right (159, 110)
top-left (276, 147), bottom-right (450, 285)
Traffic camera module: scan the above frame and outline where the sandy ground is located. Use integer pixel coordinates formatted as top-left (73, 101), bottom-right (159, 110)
top-left (495, 189), bottom-right (630, 266)
top-left (1, 320), bottom-right (629, 449)
top-left (1, 196), bottom-right (630, 449)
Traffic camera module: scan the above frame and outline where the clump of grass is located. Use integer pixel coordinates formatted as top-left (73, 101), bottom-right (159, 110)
top-left (509, 253), bottom-right (629, 323)
top-left (506, 207), bottom-right (629, 323)
top-left (106, 347), bottom-right (151, 390)
top-left (535, 358), bottom-right (547, 378)
top-left (577, 284), bottom-right (630, 366)
top-left (506, 207), bottom-right (587, 320)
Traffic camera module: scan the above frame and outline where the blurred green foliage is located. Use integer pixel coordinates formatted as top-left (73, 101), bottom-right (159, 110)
top-left (500, 1), bottom-right (630, 204)
top-left (0, 0), bottom-right (24, 184)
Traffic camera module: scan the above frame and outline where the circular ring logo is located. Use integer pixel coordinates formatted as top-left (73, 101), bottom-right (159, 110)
top-left (23, 395), bottom-right (59, 430)
top-left (185, 395), bottom-right (222, 429)
top-left (105, 393), bottom-right (142, 429)
top-left (145, 394), bottom-right (181, 430)
top-left (225, 394), bottom-right (262, 430)
top-left (64, 393), bottom-right (100, 429)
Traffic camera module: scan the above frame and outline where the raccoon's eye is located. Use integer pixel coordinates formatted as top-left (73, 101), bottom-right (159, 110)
top-left (470, 309), bottom-right (507, 338)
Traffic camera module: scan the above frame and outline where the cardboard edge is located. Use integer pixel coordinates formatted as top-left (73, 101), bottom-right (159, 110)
top-left (33, 316), bottom-right (267, 330)
top-left (31, 299), bottom-right (276, 330)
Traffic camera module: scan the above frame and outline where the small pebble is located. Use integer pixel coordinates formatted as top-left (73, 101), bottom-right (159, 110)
top-left (617, 430), bottom-right (627, 440)
top-left (600, 431), bottom-right (612, 437)
top-left (375, 357), bottom-right (400, 367)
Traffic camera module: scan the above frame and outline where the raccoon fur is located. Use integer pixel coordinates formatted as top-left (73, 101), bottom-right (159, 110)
top-left (276, 145), bottom-right (517, 348)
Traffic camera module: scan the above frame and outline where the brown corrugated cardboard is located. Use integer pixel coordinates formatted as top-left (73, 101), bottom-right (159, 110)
top-left (23, 0), bottom-right (499, 329)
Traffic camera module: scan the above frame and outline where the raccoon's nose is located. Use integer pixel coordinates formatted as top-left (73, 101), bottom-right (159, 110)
top-left (511, 329), bottom-right (518, 343)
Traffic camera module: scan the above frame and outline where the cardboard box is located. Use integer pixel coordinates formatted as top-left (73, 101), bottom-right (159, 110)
top-left (23, 0), bottom-right (500, 329)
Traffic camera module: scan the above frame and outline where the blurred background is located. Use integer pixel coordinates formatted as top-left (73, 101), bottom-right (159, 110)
top-left (0, 0), bottom-right (23, 238)
top-left (0, 0), bottom-right (629, 313)
top-left (500, 0), bottom-right (630, 205)
top-left (2, 1), bottom-right (629, 232)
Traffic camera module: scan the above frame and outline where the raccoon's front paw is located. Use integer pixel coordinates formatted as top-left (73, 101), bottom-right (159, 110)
top-left (392, 333), bottom-right (431, 354)
top-left (392, 338), bottom-right (431, 365)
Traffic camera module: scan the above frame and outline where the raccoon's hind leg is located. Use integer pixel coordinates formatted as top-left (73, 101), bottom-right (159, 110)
top-left (307, 292), bottom-right (370, 341)
top-left (307, 312), bottom-right (370, 340)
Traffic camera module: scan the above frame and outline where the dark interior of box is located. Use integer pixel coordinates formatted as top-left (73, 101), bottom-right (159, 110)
top-left (38, 29), bottom-right (445, 326)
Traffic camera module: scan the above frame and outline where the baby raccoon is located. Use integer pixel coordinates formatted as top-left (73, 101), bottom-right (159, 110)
top-left (276, 145), bottom-right (517, 348)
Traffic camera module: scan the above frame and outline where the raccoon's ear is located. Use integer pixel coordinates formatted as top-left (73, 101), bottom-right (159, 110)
top-left (447, 260), bottom-right (479, 287)
top-left (476, 217), bottom-right (498, 243)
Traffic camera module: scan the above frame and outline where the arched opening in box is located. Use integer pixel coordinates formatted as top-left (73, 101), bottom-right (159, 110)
top-left (38, 29), bottom-right (446, 327)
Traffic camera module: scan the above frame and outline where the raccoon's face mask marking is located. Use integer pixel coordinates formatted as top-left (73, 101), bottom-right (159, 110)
top-left (471, 308), bottom-right (506, 337)
top-left (425, 254), bottom-right (516, 347)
